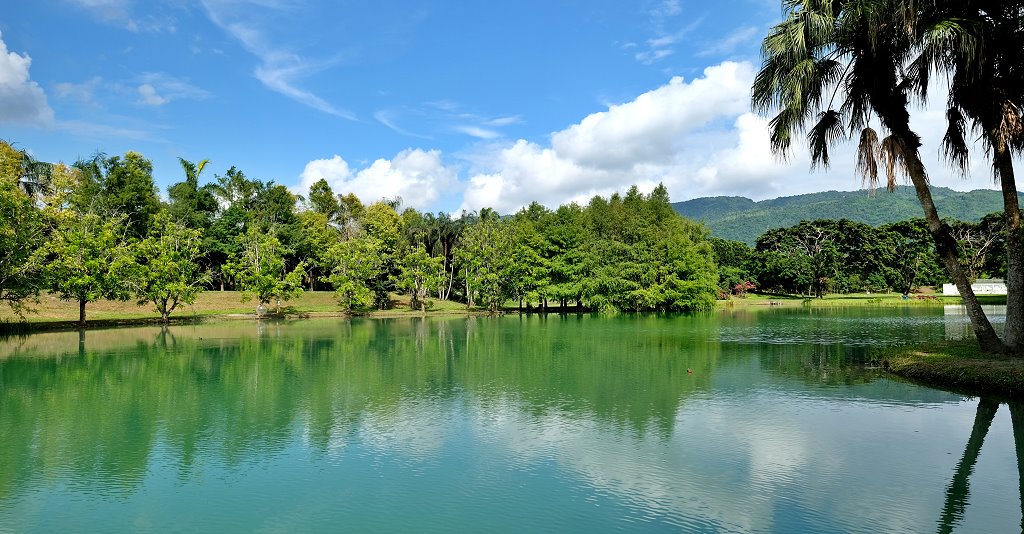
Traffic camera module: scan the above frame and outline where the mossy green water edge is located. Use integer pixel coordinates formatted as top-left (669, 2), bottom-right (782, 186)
top-left (876, 341), bottom-right (1024, 399)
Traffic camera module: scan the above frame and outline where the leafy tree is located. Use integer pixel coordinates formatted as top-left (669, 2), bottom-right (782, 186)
top-left (458, 215), bottom-right (513, 312)
top-left (325, 237), bottom-right (380, 312)
top-left (307, 178), bottom-right (339, 218)
top-left (129, 211), bottom-right (210, 322)
top-left (540, 203), bottom-right (591, 308)
top-left (710, 238), bottom-right (755, 296)
top-left (43, 212), bottom-right (134, 325)
top-left (397, 244), bottom-right (444, 312)
top-left (79, 151), bottom-right (160, 239)
top-left (361, 201), bottom-right (403, 308)
top-left (878, 218), bottom-right (944, 293)
top-left (0, 142), bottom-right (45, 314)
top-left (225, 227), bottom-right (305, 314)
top-left (295, 211), bottom-right (339, 290)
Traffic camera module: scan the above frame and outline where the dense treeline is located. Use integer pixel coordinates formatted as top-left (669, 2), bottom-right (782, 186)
top-left (0, 142), bottom-right (718, 324)
top-left (714, 214), bottom-right (1009, 298)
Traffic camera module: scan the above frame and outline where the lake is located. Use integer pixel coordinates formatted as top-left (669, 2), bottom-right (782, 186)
top-left (0, 308), bottom-right (1020, 533)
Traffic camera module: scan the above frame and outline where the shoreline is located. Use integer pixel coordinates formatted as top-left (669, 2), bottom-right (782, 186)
top-left (874, 342), bottom-right (1024, 400)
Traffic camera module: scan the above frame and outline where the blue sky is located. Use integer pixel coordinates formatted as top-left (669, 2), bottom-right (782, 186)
top-left (1, 0), bottom-right (1001, 213)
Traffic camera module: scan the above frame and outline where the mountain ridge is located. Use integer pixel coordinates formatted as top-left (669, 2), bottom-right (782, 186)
top-left (673, 186), bottom-right (1016, 244)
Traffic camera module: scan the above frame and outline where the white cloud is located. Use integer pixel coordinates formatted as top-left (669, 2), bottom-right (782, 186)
top-left (552, 62), bottom-right (752, 169)
top-left (0, 32), bottom-right (54, 126)
top-left (298, 149), bottom-right (457, 210)
top-left (454, 58), bottom-right (1002, 215)
top-left (134, 72), bottom-right (210, 106)
top-left (453, 125), bottom-right (500, 140)
top-left (137, 84), bottom-right (167, 106)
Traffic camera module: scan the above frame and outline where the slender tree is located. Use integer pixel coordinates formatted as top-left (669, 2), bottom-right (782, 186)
top-left (129, 211), bottom-right (210, 322)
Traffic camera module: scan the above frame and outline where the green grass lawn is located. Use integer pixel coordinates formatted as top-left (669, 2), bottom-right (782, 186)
top-left (0, 290), bottom-right (477, 327)
top-left (717, 290), bottom-right (995, 309)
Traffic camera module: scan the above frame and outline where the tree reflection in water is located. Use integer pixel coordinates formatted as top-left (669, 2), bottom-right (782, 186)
top-left (938, 398), bottom-right (1024, 533)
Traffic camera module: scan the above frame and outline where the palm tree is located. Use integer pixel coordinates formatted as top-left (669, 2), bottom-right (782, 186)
top-left (913, 1), bottom-right (1024, 349)
top-left (753, 0), bottom-right (1005, 353)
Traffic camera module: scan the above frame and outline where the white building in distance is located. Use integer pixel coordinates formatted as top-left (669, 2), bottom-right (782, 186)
top-left (941, 279), bottom-right (1007, 296)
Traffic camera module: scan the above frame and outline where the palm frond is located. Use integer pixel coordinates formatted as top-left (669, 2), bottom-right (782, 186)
top-left (856, 127), bottom-right (881, 188)
top-left (880, 134), bottom-right (921, 190)
top-left (942, 106), bottom-right (970, 175)
top-left (808, 109), bottom-right (844, 169)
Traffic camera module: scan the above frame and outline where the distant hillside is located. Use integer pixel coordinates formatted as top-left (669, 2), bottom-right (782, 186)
top-left (674, 186), bottom-right (1017, 244)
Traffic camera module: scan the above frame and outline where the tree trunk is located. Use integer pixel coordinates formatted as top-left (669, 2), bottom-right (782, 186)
top-left (904, 156), bottom-right (1005, 353)
top-left (996, 145), bottom-right (1023, 353)
top-left (886, 131), bottom-right (1006, 353)
top-left (78, 298), bottom-right (86, 326)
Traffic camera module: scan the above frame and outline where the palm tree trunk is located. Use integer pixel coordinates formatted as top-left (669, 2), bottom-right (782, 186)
top-left (996, 145), bottom-right (1023, 353)
top-left (902, 141), bottom-right (1006, 354)
top-left (909, 159), bottom-right (1003, 352)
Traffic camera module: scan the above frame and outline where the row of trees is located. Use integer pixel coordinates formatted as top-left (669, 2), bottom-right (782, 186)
top-left (714, 214), bottom-right (1009, 298)
top-left (0, 141), bottom-right (719, 325)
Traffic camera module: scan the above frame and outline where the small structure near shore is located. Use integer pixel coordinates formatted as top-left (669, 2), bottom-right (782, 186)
top-left (941, 279), bottom-right (1007, 296)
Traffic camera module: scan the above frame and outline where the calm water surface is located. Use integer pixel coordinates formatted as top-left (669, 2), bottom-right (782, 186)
top-left (0, 308), bottom-right (1020, 533)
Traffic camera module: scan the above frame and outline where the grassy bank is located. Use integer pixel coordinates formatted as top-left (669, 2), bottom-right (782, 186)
top-left (875, 342), bottom-right (1024, 399)
top-left (717, 291), bottom-right (1004, 309)
top-left (0, 291), bottom-right (480, 333)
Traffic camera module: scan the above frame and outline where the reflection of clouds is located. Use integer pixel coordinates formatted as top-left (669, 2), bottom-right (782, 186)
top-left (457, 391), bottom-right (1013, 532)
top-left (357, 399), bottom-right (455, 460)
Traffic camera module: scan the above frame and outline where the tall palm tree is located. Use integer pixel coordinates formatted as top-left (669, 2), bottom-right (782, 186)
top-left (913, 1), bottom-right (1024, 349)
top-left (753, 0), bottom-right (1005, 353)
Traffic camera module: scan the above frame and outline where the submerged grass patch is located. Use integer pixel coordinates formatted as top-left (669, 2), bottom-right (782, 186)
top-left (875, 341), bottom-right (1024, 399)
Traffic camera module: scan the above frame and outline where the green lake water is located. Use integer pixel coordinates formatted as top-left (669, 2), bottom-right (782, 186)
top-left (0, 308), bottom-right (1020, 533)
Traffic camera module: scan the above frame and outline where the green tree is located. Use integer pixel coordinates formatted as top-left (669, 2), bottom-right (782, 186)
top-left (0, 142), bottom-right (45, 314)
top-left (397, 244), bottom-right (444, 312)
top-left (752, 0), bottom-right (1003, 352)
top-left (307, 178), bottom-right (339, 219)
top-left (295, 211), bottom-right (339, 290)
top-left (168, 157), bottom-right (218, 230)
top-left (458, 215), bottom-right (513, 312)
top-left (43, 212), bottom-right (133, 325)
top-left (361, 201), bottom-right (404, 308)
top-left (225, 227), bottom-right (305, 314)
top-left (129, 211), bottom-right (210, 322)
top-left (878, 218), bottom-right (944, 294)
top-left (82, 151), bottom-right (161, 239)
top-left (325, 237), bottom-right (379, 312)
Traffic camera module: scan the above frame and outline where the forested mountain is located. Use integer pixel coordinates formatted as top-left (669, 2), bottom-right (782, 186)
top-left (674, 186), bottom-right (1018, 244)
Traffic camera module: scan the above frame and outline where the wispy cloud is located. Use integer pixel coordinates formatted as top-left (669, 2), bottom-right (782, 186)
top-left (64, 0), bottom-right (177, 32)
top-left (697, 25), bottom-right (760, 57)
top-left (201, 0), bottom-right (355, 120)
top-left (453, 125), bottom-right (500, 140)
top-left (375, 109), bottom-right (432, 139)
top-left (633, 12), bottom-right (704, 65)
top-left (134, 72), bottom-right (210, 107)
